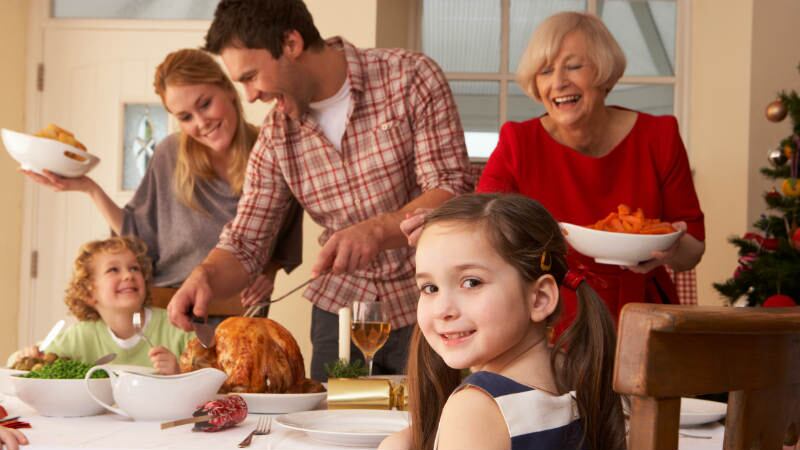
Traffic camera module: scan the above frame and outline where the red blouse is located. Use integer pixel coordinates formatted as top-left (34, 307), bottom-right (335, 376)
top-left (477, 111), bottom-right (705, 328)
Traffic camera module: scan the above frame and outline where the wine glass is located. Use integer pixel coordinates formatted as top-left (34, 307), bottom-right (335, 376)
top-left (350, 300), bottom-right (392, 376)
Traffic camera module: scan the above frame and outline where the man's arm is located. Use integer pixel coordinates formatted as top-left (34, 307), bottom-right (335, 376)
top-left (311, 188), bottom-right (454, 277)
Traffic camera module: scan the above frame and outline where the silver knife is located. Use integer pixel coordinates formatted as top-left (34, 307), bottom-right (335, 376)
top-left (39, 319), bottom-right (66, 352)
top-left (190, 315), bottom-right (215, 349)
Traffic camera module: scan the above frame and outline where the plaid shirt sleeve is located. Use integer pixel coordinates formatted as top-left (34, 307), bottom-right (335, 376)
top-left (217, 125), bottom-right (293, 277)
top-left (408, 55), bottom-right (474, 195)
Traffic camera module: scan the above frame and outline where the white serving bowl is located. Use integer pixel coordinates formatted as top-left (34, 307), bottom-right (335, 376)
top-left (11, 374), bottom-right (113, 417)
top-left (1, 128), bottom-right (100, 178)
top-left (560, 222), bottom-right (683, 266)
top-left (0, 368), bottom-right (27, 396)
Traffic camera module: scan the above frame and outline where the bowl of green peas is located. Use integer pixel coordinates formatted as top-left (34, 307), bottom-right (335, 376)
top-left (11, 359), bottom-right (113, 417)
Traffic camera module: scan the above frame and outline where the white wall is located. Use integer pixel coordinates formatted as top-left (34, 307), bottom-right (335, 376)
top-left (690, 0), bottom-right (800, 305)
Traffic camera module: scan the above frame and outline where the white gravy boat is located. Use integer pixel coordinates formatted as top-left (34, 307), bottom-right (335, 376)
top-left (84, 365), bottom-right (227, 421)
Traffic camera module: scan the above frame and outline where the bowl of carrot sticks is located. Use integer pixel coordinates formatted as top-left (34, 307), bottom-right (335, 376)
top-left (560, 204), bottom-right (683, 266)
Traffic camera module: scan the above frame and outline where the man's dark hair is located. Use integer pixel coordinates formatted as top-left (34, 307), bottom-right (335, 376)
top-left (204, 0), bottom-right (324, 58)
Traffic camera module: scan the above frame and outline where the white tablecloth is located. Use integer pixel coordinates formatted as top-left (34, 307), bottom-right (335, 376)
top-left (2, 395), bottom-right (724, 450)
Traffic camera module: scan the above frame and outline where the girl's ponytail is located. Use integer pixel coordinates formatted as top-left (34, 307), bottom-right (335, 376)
top-left (407, 326), bottom-right (461, 450)
top-left (552, 280), bottom-right (626, 450)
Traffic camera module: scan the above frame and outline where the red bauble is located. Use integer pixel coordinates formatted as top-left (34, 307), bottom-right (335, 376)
top-left (765, 189), bottom-right (781, 201)
top-left (763, 294), bottom-right (797, 307)
top-left (742, 232), bottom-right (779, 251)
top-left (793, 227), bottom-right (800, 249)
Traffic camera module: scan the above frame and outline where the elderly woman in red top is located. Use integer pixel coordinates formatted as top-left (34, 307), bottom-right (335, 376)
top-left (476, 11), bottom-right (705, 327)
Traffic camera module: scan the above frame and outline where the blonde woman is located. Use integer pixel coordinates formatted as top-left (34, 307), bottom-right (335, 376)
top-left (475, 12), bottom-right (705, 334)
top-left (21, 49), bottom-right (302, 313)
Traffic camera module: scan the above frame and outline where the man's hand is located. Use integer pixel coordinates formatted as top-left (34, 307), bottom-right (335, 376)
top-left (240, 273), bottom-right (276, 307)
top-left (311, 219), bottom-right (384, 278)
top-left (168, 266), bottom-right (214, 331)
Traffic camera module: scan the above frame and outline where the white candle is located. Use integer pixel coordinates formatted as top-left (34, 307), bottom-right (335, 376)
top-left (338, 306), bottom-right (351, 362)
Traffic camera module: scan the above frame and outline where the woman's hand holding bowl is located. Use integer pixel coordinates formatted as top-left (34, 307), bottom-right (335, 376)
top-left (20, 168), bottom-right (95, 193)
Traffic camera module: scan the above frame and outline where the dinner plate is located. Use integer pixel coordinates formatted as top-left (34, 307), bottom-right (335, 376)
top-left (275, 409), bottom-right (409, 447)
top-left (680, 398), bottom-right (727, 426)
top-left (237, 391), bottom-right (326, 414)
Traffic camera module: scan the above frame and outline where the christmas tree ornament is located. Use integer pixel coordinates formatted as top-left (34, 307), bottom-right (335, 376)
top-left (768, 147), bottom-right (789, 167)
top-left (784, 143), bottom-right (795, 159)
top-left (733, 254), bottom-right (757, 278)
top-left (793, 227), bottom-right (800, 249)
top-left (763, 294), bottom-right (797, 307)
top-left (766, 99), bottom-right (788, 122)
top-left (743, 232), bottom-right (779, 251)
top-left (765, 188), bottom-right (782, 201)
top-left (782, 178), bottom-right (800, 197)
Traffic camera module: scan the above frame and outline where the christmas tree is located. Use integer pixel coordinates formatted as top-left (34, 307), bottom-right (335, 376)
top-left (713, 67), bottom-right (800, 307)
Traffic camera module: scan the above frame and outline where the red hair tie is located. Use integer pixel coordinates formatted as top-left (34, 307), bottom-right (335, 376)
top-left (563, 264), bottom-right (608, 291)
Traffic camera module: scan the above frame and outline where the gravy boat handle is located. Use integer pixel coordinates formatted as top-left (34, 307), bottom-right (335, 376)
top-left (84, 365), bottom-right (129, 418)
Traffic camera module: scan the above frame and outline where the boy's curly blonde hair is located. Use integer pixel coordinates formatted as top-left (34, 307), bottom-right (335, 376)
top-left (64, 236), bottom-right (154, 321)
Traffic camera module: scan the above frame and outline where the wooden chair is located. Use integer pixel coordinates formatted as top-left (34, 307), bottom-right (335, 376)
top-left (614, 303), bottom-right (800, 450)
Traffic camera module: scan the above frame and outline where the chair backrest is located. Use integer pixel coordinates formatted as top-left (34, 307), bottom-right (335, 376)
top-left (614, 303), bottom-right (800, 450)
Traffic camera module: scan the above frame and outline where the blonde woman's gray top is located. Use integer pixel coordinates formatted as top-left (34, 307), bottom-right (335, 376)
top-left (121, 133), bottom-right (303, 287)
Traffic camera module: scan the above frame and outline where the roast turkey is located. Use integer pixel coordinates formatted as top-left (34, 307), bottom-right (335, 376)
top-left (180, 317), bottom-right (323, 394)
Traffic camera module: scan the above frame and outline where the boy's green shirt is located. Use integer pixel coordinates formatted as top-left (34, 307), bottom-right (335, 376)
top-left (47, 308), bottom-right (194, 367)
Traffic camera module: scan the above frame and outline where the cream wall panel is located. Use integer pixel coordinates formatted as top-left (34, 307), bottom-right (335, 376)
top-left (690, 0), bottom-right (753, 306)
top-left (0, 0), bottom-right (28, 362)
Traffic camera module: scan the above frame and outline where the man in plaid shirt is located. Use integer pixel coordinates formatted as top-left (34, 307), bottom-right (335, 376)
top-left (168, 0), bottom-right (473, 380)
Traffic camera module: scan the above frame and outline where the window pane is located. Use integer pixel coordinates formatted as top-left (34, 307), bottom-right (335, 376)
top-left (509, 0), bottom-right (586, 72)
top-left (599, 0), bottom-right (676, 76)
top-left (422, 0), bottom-right (501, 73)
top-left (507, 82), bottom-right (546, 123)
top-left (51, 0), bottom-right (219, 20)
top-left (607, 84), bottom-right (674, 116)
top-left (450, 81), bottom-right (500, 159)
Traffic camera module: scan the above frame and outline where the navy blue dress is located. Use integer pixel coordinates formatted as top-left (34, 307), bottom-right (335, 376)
top-left (436, 371), bottom-right (586, 450)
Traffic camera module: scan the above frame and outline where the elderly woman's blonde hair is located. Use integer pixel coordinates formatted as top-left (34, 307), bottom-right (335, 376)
top-left (516, 11), bottom-right (626, 101)
top-left (64, 236), bottom-right (154, 321)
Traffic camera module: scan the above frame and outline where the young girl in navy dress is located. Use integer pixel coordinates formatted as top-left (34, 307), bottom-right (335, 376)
top-left (381, 193), bottom-right (625, 450)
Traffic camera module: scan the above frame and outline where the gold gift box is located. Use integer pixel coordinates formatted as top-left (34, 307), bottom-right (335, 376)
top-left (327, 377), bottom-right (407, 410)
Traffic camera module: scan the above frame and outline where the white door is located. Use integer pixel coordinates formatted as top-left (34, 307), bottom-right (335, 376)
top-left (21, 14), bottom-right (275, 344)
top-left (22, 24), bottom-right (206, 343)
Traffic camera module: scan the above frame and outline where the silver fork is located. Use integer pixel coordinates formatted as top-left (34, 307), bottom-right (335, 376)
top-left (679, 431), bottom-right (712, 439)
top-left (238, 416), bottom-right (271, 448)
top-left (132, 311), bottom-right (155, 348)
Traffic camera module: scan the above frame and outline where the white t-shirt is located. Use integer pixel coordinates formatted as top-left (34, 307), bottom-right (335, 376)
top-left (107, 307), bottom-right (151, 349)
top-left (309, 77), bottom-right (352, 151)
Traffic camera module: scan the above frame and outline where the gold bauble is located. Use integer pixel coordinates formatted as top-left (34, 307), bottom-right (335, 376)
top-left (785, 144), bottom-right (795, 158)
top-left (782, 178), bottom-right (800, 197)
top-left (766, 99), bottom-right (788, 122)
